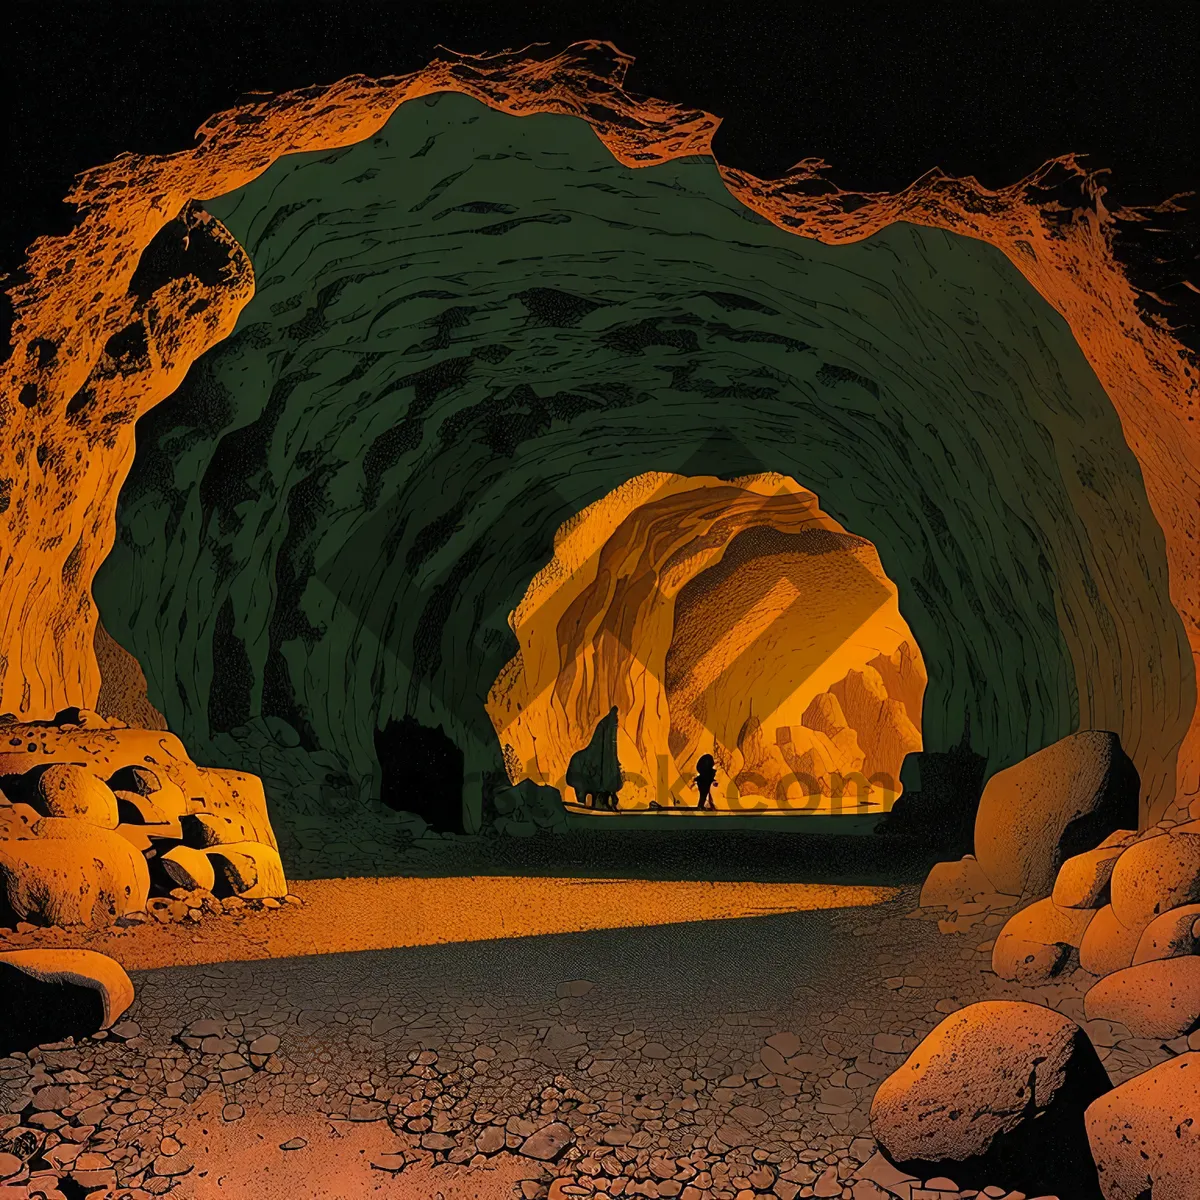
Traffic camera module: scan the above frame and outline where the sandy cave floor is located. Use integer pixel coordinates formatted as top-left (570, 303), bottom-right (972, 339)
top-left (0, 885), bottom-right (1183, 1200)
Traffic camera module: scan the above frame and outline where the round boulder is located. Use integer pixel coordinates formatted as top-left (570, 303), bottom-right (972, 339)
top-left (1109, 825), bottom-right (1200, 932)
top-left (974, 731), bottom-right (1140, 899)
top-left (0, 948), bottom-right (134, 1054)
top-left (161, 844), bottom-right (216, 894)
top-left (992, 896), bottom-right (1095, 983)
top-left (0, 818), bottom-right (150, 925)
top-left (36, 763), bottom-right (119, 828)
top-left (1086, 1052), bottom-right (1199, 1200)
top-left (1083, 957), bottom-right (1200, 1039)
top-left (869, 1000), bottom-right (1110, 1197)
top-left (208, 841), bottom-right (288, 899)
top-left (1132, 902), bottom-right (1200, 965)
top-left (1052, 841), bottom-right (1129, 910)
top-left (1079, 903), bottom-right (1141, 977)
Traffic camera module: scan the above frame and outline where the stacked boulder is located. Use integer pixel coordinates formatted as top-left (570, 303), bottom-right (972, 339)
top-left (0, 708), bottom-right (286, 928)
top-left (918, 730), bottom-right (1199, 1039)
top-left (903, 729), bottom-right (1200, 1198)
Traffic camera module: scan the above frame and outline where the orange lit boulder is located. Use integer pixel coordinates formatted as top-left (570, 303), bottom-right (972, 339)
top-left (1132, 903), bottom-right (1200, 965)
top-left (974, 731), bottom-right (1140, 899)
top-left (992, 896), bottom-right (1095, 983)
top-left (1084, 957), bottom-right (1200, 1039)
top-left (182, 810), bottom-right (266, 848)
top-left (1079, 904), bottom-right (1142, 977)
top-left (1053, 838), bottom-right (1133, 909)
top-left (208, 842), bottom-right (288, 900)
top-left (161, 845), bottom-right (217, 894)
top-left (919, 854), bottom-right (996, 909)
top-left (189, 768), bottom-right (278, 850)
top-left (0, 819), bottom-right (149, 925)
top-left (870, 1001), bottom-right (1110, 1197)
top-left (1086, 1052), bottom-right (1200, 1200)
top-left (35, 763), bottom-right (120, 828)
top-left (109, 764), bottom-right (188, 822)
top-left (0, 713), bottom-right (283, 926)
top-left (0, 948), bottom-right (134, 1054)
top-left (1109, 823), bottom-right (1200, 932)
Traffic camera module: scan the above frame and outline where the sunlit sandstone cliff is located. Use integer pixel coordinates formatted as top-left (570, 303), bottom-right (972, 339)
top-left (486, 472), bottom-right (925, 811)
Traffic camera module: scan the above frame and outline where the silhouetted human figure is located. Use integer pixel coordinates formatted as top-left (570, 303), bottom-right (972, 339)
top-left (695, 753), bottom-right (717, 811)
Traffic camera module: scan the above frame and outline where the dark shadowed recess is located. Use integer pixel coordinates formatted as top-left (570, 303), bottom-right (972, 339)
top-left (375, 715), bottom-right (465, 834)
top-left (0, 965), bottom-right (108, 1056)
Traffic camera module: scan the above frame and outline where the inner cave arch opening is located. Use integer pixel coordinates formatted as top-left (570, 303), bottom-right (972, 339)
top-left (486, 471), bottom-right (927, 821)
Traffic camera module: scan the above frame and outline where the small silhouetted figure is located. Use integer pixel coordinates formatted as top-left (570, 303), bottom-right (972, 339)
top-left (695, 754), bottom-right (717, 811)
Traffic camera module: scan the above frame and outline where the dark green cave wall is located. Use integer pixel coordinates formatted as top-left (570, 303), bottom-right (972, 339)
top-left (94, 91), bottom-right (1192, 840)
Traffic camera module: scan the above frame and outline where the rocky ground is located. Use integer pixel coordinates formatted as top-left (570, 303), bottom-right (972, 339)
top-left (2, 888), bottom-right (1189, 1200)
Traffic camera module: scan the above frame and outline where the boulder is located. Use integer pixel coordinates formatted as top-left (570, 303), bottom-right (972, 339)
top-left (0, 725), bottom-right (194, 783)
top-left (974, 731), bottom-right (1140, 898)
top-left (492, 779), bottom-right (568, 831)
top-left (107, 765), bottom-right (188, 820)
top-left (1132, 902), bottom-right (1200, 965)
top-left (0, 820), bottom-right (150, 925)
top-left (182, 810), bottom-right (264, 848)
top-left (992, 897), bottom-right (1095, 983)
top-left (0, 949), bottom-right (134, 1054)
top-left (208, 841), bottom-right (288, 899)
top-left (112, 789), bottom-right (179, 827)
top-left (35, 764), bottom-right (119, 829)
top-left (1079, 904), bottom-right (1141, 977)
top-left (191, 768), bottom-right (277, 850)
top-left (1052, 843), bottom-right (1127, 909)
top-left (1086, 1052), bottom-right (1200, 1200)
top-left (869, 1000), bottom-right (1110, 1197)
top-left (1084, 958), bottom-right (1200, 1038)
top-left (161, 845), bottom-right (216, 894)
top-left (919, 855), bottom-right (995, 909)
top-left (1109, 824), bottom-right (1200, 932)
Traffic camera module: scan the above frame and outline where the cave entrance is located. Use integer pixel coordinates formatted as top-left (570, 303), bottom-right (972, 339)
top-left (487, 473), bottom-right (926, 820)
top-left (375, 715), bottom-right (465, 833)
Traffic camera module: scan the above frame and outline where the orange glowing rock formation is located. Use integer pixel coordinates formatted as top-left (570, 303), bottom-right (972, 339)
top-left (0, 41), bottom-right (1196, 819)
top-left (486, 473), bottom-right (925, 811)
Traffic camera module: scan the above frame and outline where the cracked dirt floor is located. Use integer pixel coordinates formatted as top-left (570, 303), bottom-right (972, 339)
top-left (0, 884), bottom-right (1178, 1200)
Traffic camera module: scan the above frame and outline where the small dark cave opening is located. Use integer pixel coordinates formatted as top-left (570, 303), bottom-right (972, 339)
top-left (375, 714), bottom-right (465, 834)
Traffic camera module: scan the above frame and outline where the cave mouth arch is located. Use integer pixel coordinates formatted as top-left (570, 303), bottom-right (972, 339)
top-left (87, 88), bottom-right (1193, 873)
top-left (488, 471), bottom-right (927, 819)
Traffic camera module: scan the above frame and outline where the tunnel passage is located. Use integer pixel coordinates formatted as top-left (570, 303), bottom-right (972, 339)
top-left (91, 90), bottom-right (1193, 862)
top-left (487, 471), bottom-right (925, 814)
top-left (374, 715), bottom-right (465, 833)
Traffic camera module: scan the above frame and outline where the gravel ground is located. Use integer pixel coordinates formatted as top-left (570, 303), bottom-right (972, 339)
top-left (0, 889), bottom-right (1183, 1200)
